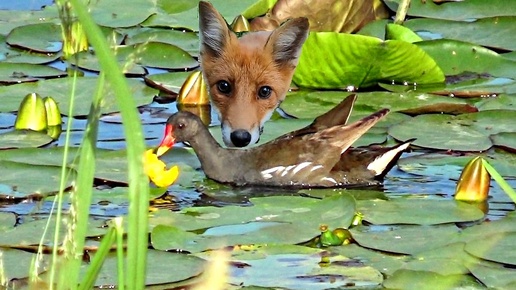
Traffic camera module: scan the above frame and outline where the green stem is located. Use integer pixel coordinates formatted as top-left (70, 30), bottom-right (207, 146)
top-left (394, 0), bottom-right (411, 24)
top-left (68, 1), bottom-right (150, 289)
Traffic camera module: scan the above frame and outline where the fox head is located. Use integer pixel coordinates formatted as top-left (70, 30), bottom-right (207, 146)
top-left (198, 1), bottom-right (309, 147)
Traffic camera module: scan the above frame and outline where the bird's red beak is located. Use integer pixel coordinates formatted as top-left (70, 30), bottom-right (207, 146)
top-left (156, 124), bottom-right (175, 157)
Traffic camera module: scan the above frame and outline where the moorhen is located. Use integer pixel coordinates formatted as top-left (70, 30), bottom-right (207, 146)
top-left (156, 95), bottom-right (412, 188)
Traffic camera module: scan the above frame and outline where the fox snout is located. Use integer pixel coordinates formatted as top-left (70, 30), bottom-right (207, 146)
top-left (230, 129), bottom-right (252, 147)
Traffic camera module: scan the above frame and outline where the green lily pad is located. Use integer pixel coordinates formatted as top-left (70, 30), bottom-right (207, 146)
top-left (383, 269), bottom-right (481, 290)
top-left (329, 243), bottom-right (407, 276)
top-left (468, 262), bottom-right (516, 288)
top-left (0, 62), bottom-right (66, 84)
top-left (384, 0), bottom-right (516, 21)
top-left (476, 94), bottom-right (516, 111)
top-left (350, 224), bottom-right (460, 255)
top-left (357, 198), bottom-right (484, 225)
top-left (151, 194), bottom-right (356, 252)
top-left (0, 160), bottom-right (75, 197)
top-left (281, 90), bottom-right (470, 120)
top-left (90, 0), bottom-right (158, 28)
top-left (144, 71), bottom-right (193, 94)
top-left (0, 216), bottom-right (105, 245)
top-left (465, 232), bottom-right (516, 266)
top-left (460, 212), bottom-right (516, 243)
top-left (0, 34), bottom-right (60, 64)
top-left (397, 152), bottom-right (516, 182)
top-left (460, 110), bottom-right (516, 136)
top-left (125, 29), bottom-right (200, 56)
top-left (417, 39), bottom-right (516, 79)
top-left (72, 42), bottom-right (197, 73)
top-left (0, 212), bottom-right (16, 231)
top-left (0, 147), bottom-right (139, 186)
top-left (293, 32), bottom-right (444, 89)
top-left (406, 17), bottom-right (516, 51)
top-left (491, 132), bottom-right (516, 152)
top-left (0, 77), bottom-right (158, 116)
top-left (6, 22), bottom-right (62, 53)
top-left (142, 0), bottom-right (257, 31)
top-left (0, 130), bottom-right (54, 149)
top-left (218, 245), bottom-right (384, 289)
top-left (0, 9), bottom-right (60, 36)
top-left (85, 249), bottom-right (205, 286)
top-left (388, 114), bottom-right (493, 151)
top-left (0, 248), bottom-right (49, 282)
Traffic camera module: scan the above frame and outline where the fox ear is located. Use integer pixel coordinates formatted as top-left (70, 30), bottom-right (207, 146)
top-left (267, 17), bottom-right (309, 66)
top-left (199, 1), bottom-right (230, 57)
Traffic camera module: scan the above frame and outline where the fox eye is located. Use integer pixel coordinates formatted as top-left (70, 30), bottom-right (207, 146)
top-left (216, 80), bottom-right (231, 95)
top-left (258, 86), bottom-right (272, 99)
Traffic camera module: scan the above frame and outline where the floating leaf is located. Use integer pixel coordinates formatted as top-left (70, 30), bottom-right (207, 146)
top-left (71, 42), bottom-right (198, 73)
top-left (0, 130), bottom-right (53, 149)
top-left (89, 0), bottom-right (157, 27)
top-left (357, 198), bottom-right (484, 225)
top-left (406, 17), bottom-right (516, 51)
top-left (151, 194), bottom-right (356, 252)
top-left (465, 232), bottom-right (516, 266)
top-left (6, 22), bottom-right (62, 53)
top-left (0, 63), bottom-right (66, 84)
top-left (491, 132), bottom-right (516, 152)
top-left (350, 224), bottom-right (461, 255)
top-left (221, 244), bottom-right (384, 289)
top-left (125, 29), bottom-right (199, 56)
top-left (384, 0), bottom-right (516, 21)
top-left (388, 114), bottom-right (493, 151)
top-left (383, 269), bottom-right (481, 289)
top-left (293, 32), bottom-right (444, 89)
top-left (0, 160), bottom-right (75, 197)
top-left (417, 39), bottom-right (516, 79)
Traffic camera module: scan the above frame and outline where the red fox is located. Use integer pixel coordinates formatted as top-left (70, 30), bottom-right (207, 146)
top-left (198, 1), bottom-right (309, 147)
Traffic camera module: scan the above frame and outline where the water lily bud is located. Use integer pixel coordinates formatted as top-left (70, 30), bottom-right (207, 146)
top-left (319, 224), bottom-right (343, 247)
top-left (15, 93), bottom-right (47, 132)
top-left (231, 15), bottom-right (250, 32)
top-left (177, 71), bottom-right (209, 106)
top-left (62, 21), bottom-right (89, 59)
top-left (43, 97), bottom-right (62, 126)
top-left (455, 156), bottom-right (490, 202)
top-left (177, 104), bottom-right (211, 126)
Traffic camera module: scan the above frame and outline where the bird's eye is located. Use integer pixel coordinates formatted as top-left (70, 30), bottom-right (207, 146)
top-left (177, 123), bottom-right (185, 129)
top-left (258, 86), bottom-right (272, 99)
top-left (217, 80), bottom-right (231, 94)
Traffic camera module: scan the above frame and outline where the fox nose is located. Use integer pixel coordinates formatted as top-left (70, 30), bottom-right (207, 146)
top-left (230, 130), bottom-right (252, 147)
